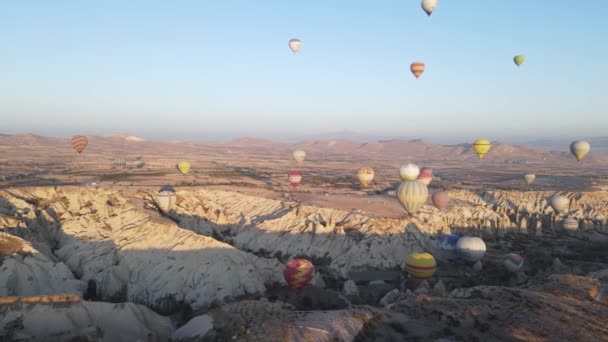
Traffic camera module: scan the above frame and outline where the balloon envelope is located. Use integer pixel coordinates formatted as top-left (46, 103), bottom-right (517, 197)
top-left (550, 195), bottom-right (569, 213)
top-left (288, 170), bottom-right (302, 188)
top-left (400, 164), bottom-right (420, 181)
top-left (503, 253), bottom-right (524, 272)
top-left (177, 161), bottom-right (191, 175)
top-left (417, 171), bottom-right (432, 185)
top-left (405, 252), bottom-right (437, 282)
top-left (410, 61), bottom-right (425, 79)
top-left (431, 190), bottom-right (449, 210)
top-left (293, 150), bottom-right (306, 165)
top-left (437, 234), bottom-right (460, 260)
top-left (514, 55), bottom-right (525, 66)
top-left (283, 259), bottom-right (314, 294)
top-left (288, 39), bottom-right (302, 53)
top-left (421, 0), bottom-right (438, 16)
top-left (457, 236), bottom-right (486, 264)
top-left (562, 218), bottom-right (579, 231)
top-left (472, 139), bottom-right (491, 159)
top-left (523, 173), bottom-right (536, 185)
top-left (71, 135), bottom-right (88, 154)
top-left (397, 180), bottom-right (429, 215)
top-left (570, 140), bottom-right (590, 161)
top-left (357, 167), bottom-right (375, 188)
top-left (157, 190), bottom-right (176, 212)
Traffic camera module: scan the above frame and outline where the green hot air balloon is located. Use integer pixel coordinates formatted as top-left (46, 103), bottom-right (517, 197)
top-left (514, 55), bottom-right (525, 67)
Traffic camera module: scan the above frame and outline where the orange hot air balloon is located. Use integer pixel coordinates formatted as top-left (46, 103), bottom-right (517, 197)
top-left (410, 61), bottom-right (425, 79)
top-left (71, 135), bottom-right (88, 154)
top-left (283, 259), bottom-right (314, 294)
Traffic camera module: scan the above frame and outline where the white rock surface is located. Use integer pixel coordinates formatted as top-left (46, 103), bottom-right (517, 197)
top-left (0, 295), bottom-right (173, 341)
top-left (171, 315), bottom-right (213, 340)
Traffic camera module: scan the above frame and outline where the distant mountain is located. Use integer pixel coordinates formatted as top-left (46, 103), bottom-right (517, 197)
top-left (518, 137), bottom-right (608, 155)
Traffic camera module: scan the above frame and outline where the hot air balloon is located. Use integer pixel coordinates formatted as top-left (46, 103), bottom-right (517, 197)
top-left (437, 234), bottom-right (460, 260)
top-left (288, 39), bottom-right (302, 54)
top-left (288, 170), bottom-right (302, 188)
top-left (293, 149), bottom-right (306, 165)
top-left (397, 180), bottom-right (429, 215)
top-left (177, 161), bottom-right (191, 175)
top-left (421, 0), bottom-right (438, 16)
top-left (420, 167), bottom-right (432, 175)
top-left (357, 167), bottom-right (375, 188)
top-left (523, 173), bottom-right (536, 185)
top-left (417, 170), bottom-right (432, 185)
top-left (503, 253), bottom-right (524, 273)
top-left (570, 140), bottom-right (590, 161)
top-left (550, 195), bottom-right (569, 213)
top-left (112, 158), bottom-right (126, 168)
top-left (431, 190), bottom-right (449, 210)
top-left (400, 164), bottom-right (420, 181)
top-left (156, 186), bottom-right (176, 212)
top-left (405, 252), bottom-right (437, 283)
top-left (513, 55), bottom-right (525, 67)
top-left (472, 139), bottom-right (491, 159)
top-left (71, 135), bottom-right (88, 154)
top-left (456, 236), bottom-right (486, 265)
top-left (562, 217), bottom-right (578, 231)
top-left (410, 62), bottom-right (425, 79)
top-left (283, 258), bottom-right (314, 294)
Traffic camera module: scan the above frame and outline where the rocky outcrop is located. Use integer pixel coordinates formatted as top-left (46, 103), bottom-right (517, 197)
top-left (0, 294), bottom-right (173, 342)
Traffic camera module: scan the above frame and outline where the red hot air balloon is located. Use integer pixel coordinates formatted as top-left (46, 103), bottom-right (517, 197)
top-left (431, 190), bottom-right (449, 210)
top-left (283, 259), bottom-right (314, 294)
top-left (288, 171), bottom-right (302, 189)
top-left (417, 171), bottom-right (432, 186)
top-left (71, 135), bottom-right (88, 154)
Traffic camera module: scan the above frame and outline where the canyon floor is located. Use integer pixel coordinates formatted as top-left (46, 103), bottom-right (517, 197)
top-left (1, 135), bottom-right (607, 341)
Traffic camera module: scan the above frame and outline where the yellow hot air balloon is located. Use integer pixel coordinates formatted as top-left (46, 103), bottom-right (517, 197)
top-left (177, 161), bottom-right (191, 175)
top-left (405, 252), bottom-right (436, 283)
top-left (570, 140), bottom-right (590, 161)
top-left (472, 139), bottom-right (491, 159)
top-left (357, 167), bottom-right (374, 188)
top-left (410, 61), bottom-right (425, 79)
top-left (514, 55), bottom-right (525, 67)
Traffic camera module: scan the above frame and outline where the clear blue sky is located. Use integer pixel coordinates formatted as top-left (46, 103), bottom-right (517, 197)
top-left (1, 1), bottom-right (607, 143)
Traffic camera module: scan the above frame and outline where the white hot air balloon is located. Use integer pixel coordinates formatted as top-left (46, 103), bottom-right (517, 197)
top-left (421, 0), bottom-right (438, 16)
top-left (570, 140), bottom-right (590, 161)
top-left (523, 173), bottom-right (536, 185)
top-left (396, 180), bottom-right (428, 215)
top-left (456, 236), bottom-right (486, 265)
top-left (156, 186), bottom-right (176, 212)
top-left (550, 195), bottom-right (569, 214)
top-left (562, 218), bottom-right (579, 231)
top-left (293, 149), bottom-right (306, 165)
top-left (288, 39), bottom-right (302, 54)
top-left (400, 164), bottom-right (420, 181)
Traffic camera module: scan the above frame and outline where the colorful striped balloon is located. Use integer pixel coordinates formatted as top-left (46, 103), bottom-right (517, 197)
top-left (503, 253), bottom-right (524, 273)
top-left (397, 180), bottom-right (428, 215)
top-left (71, 135), bottom-right (88, 154)
top-left (405, 252), bottom-right (437, 282)
top-left (288, 170), bottom-right (302, 188)
top-left (283, 259), bottom-right (314, 294)
top-left (431, 190), bottom-right (449, 210)
top-left (410, 61), bottom-right (425, 79)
